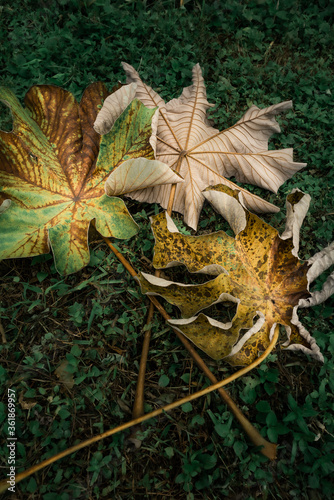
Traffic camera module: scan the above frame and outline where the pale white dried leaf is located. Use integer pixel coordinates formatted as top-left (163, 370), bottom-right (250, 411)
top-left (306, 241), bottom-right (334, 283)
top-left (123, 63), bottom-right (306, 229)
top-left (122, 62), bottom-right (179, 161)
top-left (149, 109), bottom-right (159, 156)
top-left (202, 188), bottom-right (247, 235)
top-left (122, 62), bottom-right (167, 113)
top-left (94, 83), bottom-right (137, 135)
top-left (281, 188), bottom-right (311, 256)
top-left (299, 272), bottom-right (334, 308)
top-left (105, 158), bottom-right (183, 196)
top-left (165, 212), bottom-right (179, 233)
top-left (169, 314), bottom-right (233, 332)
top-left (298, 242), bottom-right (334, 308)
top-left (283, 307), bottom-right (324, 362)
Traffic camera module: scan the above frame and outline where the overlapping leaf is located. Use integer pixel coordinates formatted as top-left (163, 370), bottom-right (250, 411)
top-left (138, 186), bottom-right (332, 366)
top-left (0, 82), bottom-right (182, 274)
top-left (105, 63), bottom-right (306, 230)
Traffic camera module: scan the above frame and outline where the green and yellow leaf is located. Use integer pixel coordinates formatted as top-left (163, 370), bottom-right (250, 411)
top-left (0, 83), bottom-right (181, 274)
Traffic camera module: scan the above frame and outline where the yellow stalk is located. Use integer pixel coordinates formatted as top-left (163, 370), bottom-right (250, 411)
top-left (0, 327), bottom-right (278, 494)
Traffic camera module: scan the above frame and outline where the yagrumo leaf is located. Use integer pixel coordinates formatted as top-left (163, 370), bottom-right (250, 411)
top-left (138, 186), bottom-right (332, 366)
top-left (0, 83), bottom-right (182, 274)
top-left (98, 63), bottom-right (305, 230)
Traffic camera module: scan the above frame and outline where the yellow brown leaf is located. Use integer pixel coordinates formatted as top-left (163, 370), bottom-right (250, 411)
top-left (138, 186), bottom-right (328, 365)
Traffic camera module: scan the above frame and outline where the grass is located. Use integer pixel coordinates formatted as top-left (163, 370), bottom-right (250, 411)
top-left (0, 0), bottom-right (334, 498)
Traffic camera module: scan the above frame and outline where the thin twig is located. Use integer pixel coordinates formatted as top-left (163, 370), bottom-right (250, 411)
top-left (0, 321), bottom-right (7, 344)
top-left (132, 152), bottom-right (184, 418)
top-left (0, 327), bottom-right (279, 494)
top-left (131, 299), bottom-right (155, 418)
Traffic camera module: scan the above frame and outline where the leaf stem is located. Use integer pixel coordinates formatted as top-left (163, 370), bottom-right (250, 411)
top-left (131, 297), bottom-right (155, 418)
top-left (0, 327), bottom-right (278, 494)
top-left (132, 151), bottom-right (185, 418)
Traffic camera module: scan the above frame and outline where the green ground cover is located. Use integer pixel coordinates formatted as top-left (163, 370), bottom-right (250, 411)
top-left (0, 0), bottom-right (333, 498)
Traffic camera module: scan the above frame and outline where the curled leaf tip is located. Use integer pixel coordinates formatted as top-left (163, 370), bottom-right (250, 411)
top-left (93, 83), bottom-right (137, 135)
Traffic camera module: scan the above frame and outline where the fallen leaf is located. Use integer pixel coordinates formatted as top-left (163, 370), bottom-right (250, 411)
top-left (110, 63), bottom-right (305, 230)
top-left (138, 186), bottom-right (332, 366)
top-left (0, 83), bottom-right (181, 274)
top-left (55, 359), bottom-right (75, 390)
top-left (19, 391), bottom-right (37, 410)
